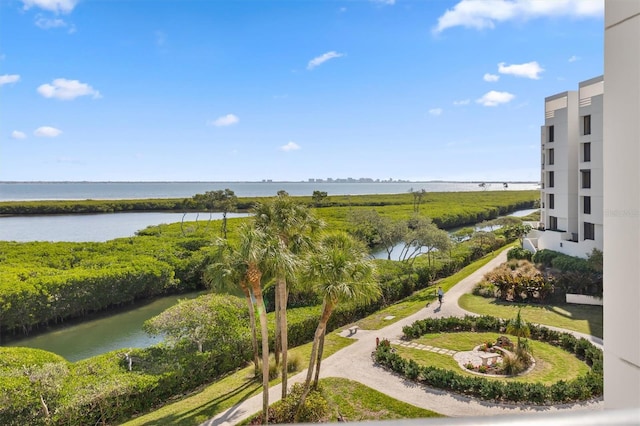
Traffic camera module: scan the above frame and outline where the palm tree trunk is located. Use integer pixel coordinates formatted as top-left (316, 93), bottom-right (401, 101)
top-left (295, 301), bottom-right (333, 421)
top-left (241, 283), bottom-right (260, 377)
top-left (279, 278), bottom-right (289, 399)
top-left (275, 285), bottom-right (281, 367)
top-left (312, 331), bottom-right (325, 388)
top-left (248, 264), bottom-right (269, 425)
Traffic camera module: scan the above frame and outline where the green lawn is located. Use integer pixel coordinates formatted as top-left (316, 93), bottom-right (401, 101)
top-left (458, 293), bottom-right (603, 338)
top-left (320, 377), bottom-right (443, 421)
top-left (355, 245), bottom-right (513, 330)
top-left (397, 332), bottom-right (590, 385)
top-left (122, 334), bottom-right (354, 426)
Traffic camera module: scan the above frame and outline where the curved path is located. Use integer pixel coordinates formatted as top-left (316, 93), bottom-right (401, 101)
top-left (203, 249), bottom-right (603, 425)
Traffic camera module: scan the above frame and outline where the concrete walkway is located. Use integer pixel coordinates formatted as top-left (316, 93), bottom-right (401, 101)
top-left (202, 249), bottom-right (603, 425)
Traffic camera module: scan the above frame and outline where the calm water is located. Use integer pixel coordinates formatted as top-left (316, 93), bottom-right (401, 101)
top-left (1, 183), bottom-right (538, 360)
top-left (370, 208), bottom-right (539, 260)
top-left (0, 181), bottom-right (539, 201)
top-left (4, 291), bottom-right (205, 362)
top-left (0, 212), bottom-right (249, 242)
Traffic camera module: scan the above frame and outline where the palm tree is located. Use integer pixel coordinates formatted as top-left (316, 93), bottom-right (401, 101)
top-left (253, 192), bottom-right (323, 398)
top-left (295, 231), bottom-right (379, 420)
top-left (208, 224), bottom-right (273, 424)
top-left (203, 238), bottom-right (260, 376)
top-left (506, 308), bottom-right (531, 350)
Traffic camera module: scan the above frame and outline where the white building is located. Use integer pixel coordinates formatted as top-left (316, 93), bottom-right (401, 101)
top-left (603, 0), bottom-right (640, 410)
top-left (525, 76), bottom-right (604, 259)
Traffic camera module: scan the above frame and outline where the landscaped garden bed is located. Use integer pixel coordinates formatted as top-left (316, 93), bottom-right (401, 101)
top-left (374, 315), bottom-right (602, 405)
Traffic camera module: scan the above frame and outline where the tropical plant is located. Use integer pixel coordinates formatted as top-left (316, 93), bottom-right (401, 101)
top-left (235, 224), bottom-right (275, 424)
top-left (192, 189), bottom-right (238, 238)
top-left (347, 209), bottom-right (406, 257)
top-left (399, 215), bottom-right (452, 271)
top-left (295, 231), bottom-right (379, 420)
top-left (143, 294), bottom-right (249, 354)
top-left (506, 309), bottom-right (531, 353)
top-left (203, 239), bottom-right (260, 375)
top-left (253, 192), bottom-right (323, 398)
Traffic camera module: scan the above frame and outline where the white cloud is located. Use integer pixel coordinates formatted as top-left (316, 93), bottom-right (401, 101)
top-left (35, 16), bottom-right (67, 29)
top-left (429, 108), bottom-right (443, 116)
top-left (568, 55), bottom-right (580, 62)
top-left (498, 61), bottom-right (544, 79)
top-left (453, 99), bottom-right (471, 106)
top-left (34, 126), bottom-right (62, 137)
top-left (208, 114), bottom-right (239, 127)
top-left (11, 130), bottom-right (27, 139)
top-left (0, 74), bottom-right (20, 86)
top-left (21, 0), bottom-right (79, 13)
top-left (371, 0), bottom-right (396, 5)
top-left (483, 73), bottom-right (500, 82)
top-left (280, 141), bottom-right (301, 152)
top-left (307, 51), bottom-right (345, 70)
top-left (476, 90), bottom-right (515, 106)
top-left (37, 78), bottom-right (101, 100)
top-left (433, 0), bottom-right (603, 34)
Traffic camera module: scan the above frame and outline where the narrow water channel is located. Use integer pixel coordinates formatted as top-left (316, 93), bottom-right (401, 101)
top-left (4, 291), bottom-right (205, 362)
top-left (5, 208), bottom-right (538, 362)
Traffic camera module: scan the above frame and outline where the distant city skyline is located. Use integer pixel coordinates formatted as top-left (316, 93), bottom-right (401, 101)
top-left (1, 0), bottom-right (604, 182)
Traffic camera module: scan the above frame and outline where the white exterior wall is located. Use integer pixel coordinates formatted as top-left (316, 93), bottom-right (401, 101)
top-left (534, 78), bottom-right (604, 259)
top-left (579, 76), bottom-right (604, 250)
top-left (541, 92), bottom-right (579, 234)
top-left (604, 0), bottom-right (640, 409)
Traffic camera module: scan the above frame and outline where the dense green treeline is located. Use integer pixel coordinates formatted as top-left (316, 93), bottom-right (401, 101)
top-left (314, 190), bottom-right (537, 230)
top-left (0, 190), bottom-right (537, 217)
top-left (0, 239), bottom-right (514, 426)
top-left (0, 191), bottom-right (536, 339)
top-left (0, 219), bottom-right (246, 339)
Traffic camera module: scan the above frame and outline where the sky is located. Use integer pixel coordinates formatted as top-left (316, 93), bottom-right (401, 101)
top-left (0, 0), bottom-right (604, 182)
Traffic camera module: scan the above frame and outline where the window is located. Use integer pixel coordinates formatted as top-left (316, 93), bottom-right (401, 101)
top-left (548, 193), bottom-right (555, 209)
top-left (583, 142), bottom-right (591, 162)
top-left (548, 148), bottom-right (554, 165)
top-left (549, 216), bottom-right (558, 230)
top-left (548, 125), bottom-right (555, 142)
top-left (584, 222), bottom-right (595, 240)
top-left (581, 170), bottom-right (591, 189)
top-left (548, 171), bottom-right (555, 188)
top-left (583, 115), bottom-right (591, 135)
top-left (584, 196), bottom-right (591, 214)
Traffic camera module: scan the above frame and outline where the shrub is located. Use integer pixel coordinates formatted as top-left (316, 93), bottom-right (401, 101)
top-left (267, 383), bottom-right (330, 424)
top-left (501, 354), bottom-right (525, 376)
top-left (385, 316), bottom-right (603, 404)
top-left (507, 247), bottom-right (533, 261)
top-left (287, 353), bottom-right (302, 373)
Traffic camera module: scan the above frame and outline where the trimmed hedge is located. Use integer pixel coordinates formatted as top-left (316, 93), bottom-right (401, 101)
top-left (376, 315), bottom-right (602, 405)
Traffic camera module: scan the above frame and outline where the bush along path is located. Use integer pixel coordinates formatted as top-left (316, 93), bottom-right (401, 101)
top-left (378, 316), bottom-right (603, 405)
top-left (202, 248), bottom-right (603, 425)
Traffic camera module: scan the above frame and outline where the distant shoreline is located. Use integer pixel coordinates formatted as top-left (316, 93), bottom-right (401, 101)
top-left (0, 180), bottom-right (540, 184)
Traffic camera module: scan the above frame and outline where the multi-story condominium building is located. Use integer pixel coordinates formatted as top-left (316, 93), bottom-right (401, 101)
top-left (525, 76), bottom-right (604, 259)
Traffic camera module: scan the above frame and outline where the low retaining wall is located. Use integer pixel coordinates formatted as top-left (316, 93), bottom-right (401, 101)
top-left (566, 293), bottom-right (603, 306)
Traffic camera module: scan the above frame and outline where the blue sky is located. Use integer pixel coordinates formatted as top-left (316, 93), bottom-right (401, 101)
top-left (1, 0), bottom-right (604, 182)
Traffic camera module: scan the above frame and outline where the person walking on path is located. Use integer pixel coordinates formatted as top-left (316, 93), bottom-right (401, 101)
top-left (437, 286), bottom-right (444, 306)
top-left (202, 248), bottom-right (603, 426)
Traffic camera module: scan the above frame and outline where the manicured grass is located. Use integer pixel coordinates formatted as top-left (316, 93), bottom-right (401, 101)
top-left (458, 293), bottom-right (603, 338)
top-left (320, 377), bottom-right (443, 421)
top-left (396, 332), bottom-right (590, 385)
top-left (356, 245), bottom-right (514, 330)
top-left (122, 334), bottom-right (354, 426)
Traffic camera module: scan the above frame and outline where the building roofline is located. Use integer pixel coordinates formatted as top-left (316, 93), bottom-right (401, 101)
top-left (580, 75), bottom-right (604, 87)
